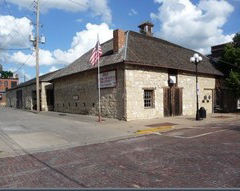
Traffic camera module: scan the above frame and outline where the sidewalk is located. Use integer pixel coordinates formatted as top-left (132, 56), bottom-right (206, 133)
top-left (40, 110), bottom-right (240, 131)
top-left (0, 107), bottom-right (239, 158)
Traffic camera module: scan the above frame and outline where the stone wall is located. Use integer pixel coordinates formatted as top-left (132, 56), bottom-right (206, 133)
top-left (178, 71), bottom-right (215, 116)
top-left (41, 82), bottom-right (53, 111)
top-left (6, 90), bottom-right (16, 107)
top-left (54, 64), bottom-right (125, 119)
top-left (124, 66), bottom-right (216, 121)
top-left (6, 82), bottom-right (52, 111)
top-left (125, 65), bottom-right (168, 121)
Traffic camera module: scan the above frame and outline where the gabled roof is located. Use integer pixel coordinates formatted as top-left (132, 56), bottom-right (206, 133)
top-left (53, 30), bottom-right (223, 80)
top-left (7, 69), bottom-right (61, 91)
top-left (126, 31), bottom-right (223, 76)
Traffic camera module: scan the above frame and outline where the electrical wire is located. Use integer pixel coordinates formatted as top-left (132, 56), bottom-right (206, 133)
top-left (21, 0), bottom-right (35, 18)
top-left (0, 48), bottom-right (31, 51)
top-left (13, 51), bottom-right (34, 74)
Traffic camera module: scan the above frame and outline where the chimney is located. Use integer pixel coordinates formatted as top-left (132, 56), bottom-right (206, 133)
top-left (138, 21), bottom-right (154, 37)
top-left (113, 29), bottom-right (125, 53)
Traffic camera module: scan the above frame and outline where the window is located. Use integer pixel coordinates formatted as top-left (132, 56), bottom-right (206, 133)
top-left (168, 69), bottom-right (178, 87)
top-left (144, 90), bottom-right (154, 108)
top-left (11, 81), bottom-right (17, 88)
top-left (4, 81), bottom-right (8, 87)
top-left (0, 81), bottom-right (2, 86)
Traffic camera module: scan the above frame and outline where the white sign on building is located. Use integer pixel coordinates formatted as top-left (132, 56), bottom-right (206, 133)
top-left (100, 70), bottom-right (116, 88)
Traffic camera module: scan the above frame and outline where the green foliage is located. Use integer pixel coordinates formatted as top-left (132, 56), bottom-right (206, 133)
top-left (220, 32), bottom-right (240, 98)
top-left (0, 71), bottom-right (13, 78)
top-left (226, 70), bottom-right (240, 98)
top-left (222, 44), bottom-right (240, 67)
top-left (233, 32), bottom-right (240, 48)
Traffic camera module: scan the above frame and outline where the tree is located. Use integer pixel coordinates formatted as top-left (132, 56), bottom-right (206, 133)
top-left (0, 71), bottom-right (13, 78)
top-left (220, 32), bottom-right (240, 98)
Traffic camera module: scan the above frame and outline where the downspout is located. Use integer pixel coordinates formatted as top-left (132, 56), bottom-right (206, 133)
top-left (123, 31), bottom-right (130, 121)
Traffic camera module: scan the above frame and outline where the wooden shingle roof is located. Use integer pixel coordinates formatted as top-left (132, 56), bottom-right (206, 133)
top-left (53, 30), bottom-right (223, 80)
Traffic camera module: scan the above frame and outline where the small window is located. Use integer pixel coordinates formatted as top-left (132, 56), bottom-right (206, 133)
top-left (11, 81), bottom-right (17, 88)
top-left (144, 90), bottom-right (154, 108)
top-left (0, 81), bottom-right (2, 86)
top-left (4, 81), bottom-right (8, 87)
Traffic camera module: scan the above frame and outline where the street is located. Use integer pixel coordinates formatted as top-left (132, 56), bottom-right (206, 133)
top-left (0, 107), bottom-right (240, 188)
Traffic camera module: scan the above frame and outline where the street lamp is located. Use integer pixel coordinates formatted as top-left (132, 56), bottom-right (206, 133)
top-left (190, 53), bottom-right (202, 120)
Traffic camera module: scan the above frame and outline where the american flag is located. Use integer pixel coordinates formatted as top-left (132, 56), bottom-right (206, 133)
top-left (89, 39), bottom-right (102, 66)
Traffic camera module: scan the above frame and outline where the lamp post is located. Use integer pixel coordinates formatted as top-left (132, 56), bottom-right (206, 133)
top-left (190, 53), bottom-right (202, 120)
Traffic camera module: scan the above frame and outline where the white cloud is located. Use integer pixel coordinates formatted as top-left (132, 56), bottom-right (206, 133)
top-left (150, 0), bottom-right (235, 54)
top-left (0, 15), bottom-right (33, 48)
top-left (10, 22), bottom-right (113, 67)
top-left (53, 22), bottom-right (113, 65)
top-left (49, 66), bottom-right (59, 72)
top-left (10, 51), bottom-right (34, 66)
top-left (6, 0), bottom-right (112, 24)
top-left (128, 8), bottom-right (138, 16)
top-left (10, 49), bottom-right (56, 67)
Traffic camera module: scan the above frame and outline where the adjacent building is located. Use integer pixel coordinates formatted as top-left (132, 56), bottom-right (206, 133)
top-left (0, 64), bottom-right (19, 106)
top-left (6, 71), bottom-right (59, 111)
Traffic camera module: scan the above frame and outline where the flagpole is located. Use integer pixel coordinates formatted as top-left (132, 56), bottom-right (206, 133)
top-left (97, 35), bottom-right (101, 122)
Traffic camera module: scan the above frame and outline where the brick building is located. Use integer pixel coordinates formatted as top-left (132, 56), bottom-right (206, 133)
top-left (0, 77), bottom-right (18, 106)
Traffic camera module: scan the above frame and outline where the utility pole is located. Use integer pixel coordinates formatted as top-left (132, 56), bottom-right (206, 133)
top-left (36, 0), bottom-right (40, 113)
top-left (30, 0), bottom-right (45, 112)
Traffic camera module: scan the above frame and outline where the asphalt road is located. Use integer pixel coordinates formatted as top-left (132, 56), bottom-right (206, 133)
top-left (0, 117), bottom-right (239, 188)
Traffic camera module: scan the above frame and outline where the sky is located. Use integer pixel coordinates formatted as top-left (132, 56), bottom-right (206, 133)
top-left (0, 0), bottom-right (239, 82)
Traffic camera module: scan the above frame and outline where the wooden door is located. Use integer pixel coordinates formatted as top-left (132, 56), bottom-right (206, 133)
top-left (164, 87), bottom-right (182, 117)
top-left (16, 90), bottom-right (22, 109)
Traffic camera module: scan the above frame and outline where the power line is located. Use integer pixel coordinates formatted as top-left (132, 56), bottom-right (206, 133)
top-left (0, 48), bottom-right (31, 51)
top-left (13, 51), bottom-right (34, 74)
top-left (3, 0), bottom-right (31, 49)
top-left (21, 0), bottom-right (35, 18)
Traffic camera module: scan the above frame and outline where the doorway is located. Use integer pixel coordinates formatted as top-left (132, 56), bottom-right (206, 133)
top-left (163, 87), bottom-right (183, 117)
top-left (16, 90), bottom-right (23, 109)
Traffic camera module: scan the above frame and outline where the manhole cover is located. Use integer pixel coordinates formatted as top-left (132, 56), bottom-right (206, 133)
top-left (59, 113), bottom-right (67, 116)
top-left (146, 122), bottom-right (178, 127)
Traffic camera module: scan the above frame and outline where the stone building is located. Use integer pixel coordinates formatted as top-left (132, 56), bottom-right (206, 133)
top-left (6, 71), bottom-right (58, 111)
top-left (52, 22), bottom-right (229, 121)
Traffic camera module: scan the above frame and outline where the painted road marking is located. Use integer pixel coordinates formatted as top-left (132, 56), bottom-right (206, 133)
top-left (135, 126), bottom-right (172, 135)
top-left (168, 129), bottom-right (226, 139)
